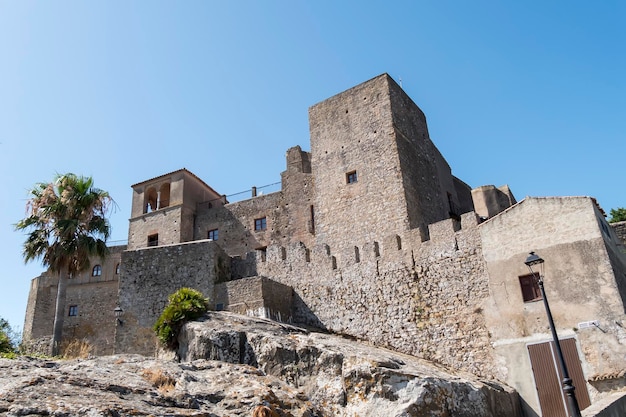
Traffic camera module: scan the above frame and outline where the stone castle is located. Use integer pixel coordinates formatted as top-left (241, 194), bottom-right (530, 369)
top-left (23, 74), bottom-right (626, 417)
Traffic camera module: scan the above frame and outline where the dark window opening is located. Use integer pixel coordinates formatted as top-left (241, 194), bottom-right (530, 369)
top-left (208, 229), bottom-right (219, 241)
top-left (92, 265), bottom-right (102, 277)
top-left (148, 234), bottom-right (159, 247)
top-left (309, 205), bottom-right (315, 234)
top-left (346, 171), bottom-right (358, 184)
top-left (215, 303), bottom-right (224, 311)
top-left (448, 192), bottom-right (461, 220)
top-left (519, 274), bottom-right (542, 302)
top-left (68, 305), bottom-right (78, 317)
top-left (115, 263), bottom-right (120, 275)
top-left (254, 217), bottom-right (267, 231)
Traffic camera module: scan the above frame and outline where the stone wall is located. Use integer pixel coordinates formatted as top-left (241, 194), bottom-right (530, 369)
top-left (63, 280), bottom-right (118, 355)
top-left (194, 192), bottom-right (283, 257)
top-left (127, 205), bottom-right (186, 250)
top-left (214, 276), bottom-right (293, 322)
top-left (471, 185), bottom-right (517, 220)
top-left (279, 146), bottom-right (316, 249)
top-left (193, 148), bottom-right (316, 259)
top-left (307, 73), bottom-right (470, 254)
top-left (115, 240), bottom-right (230, 355)
top-left (389, 79), bottom-right (461, 230)
top-left (612, 220), bottom-right (626, 245)
top-left (22, 245), bottom-right (124, 353)
top-left (248, 212), bottom-right (498, 379)
top-left (309, 74), bottom-right (414, 253)
top-left (22, 272), bottom-right (56, 343)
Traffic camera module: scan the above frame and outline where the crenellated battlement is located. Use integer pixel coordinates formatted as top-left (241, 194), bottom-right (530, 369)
top-left (233, 211), bottom-right (482, 281)
top-left (217, 208), bottom-right (495, 377)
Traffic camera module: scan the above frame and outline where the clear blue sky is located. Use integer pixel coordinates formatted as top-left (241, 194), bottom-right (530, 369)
top-left (1, 1), bottom-right (624, 332)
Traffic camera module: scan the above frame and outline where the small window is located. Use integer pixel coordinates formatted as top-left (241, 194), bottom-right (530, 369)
top-left (257, 246), bottom-right (267, 262)
top-left (215, 303), bottom-right (224, 311)
top-left (254, 217), bottom-right (267, 231)
top-left (68, 305), bottom-right (78, 317)
top-left (147, 234), bottom-right (159, 247)
top-left (519, 274), bottom-right (542, 302)
top-left (92, 265), bottom-right (102, 276)
top-left (208, 229), bottom-right (219, 241)
top-left (346, 171), bottom-right (358, 184)
top-left (115, 263), bottom-right (120, 275)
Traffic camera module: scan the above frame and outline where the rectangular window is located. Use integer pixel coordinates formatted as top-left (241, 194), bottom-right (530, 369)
top-left (519, 274), bottom-right (542, 302)
top-left (68, 305), bottom-right (78, 317)
top-left (346, 170), bottom-right (358, 184)
top-left (215, 303), bottom-right (224, 311)
top-left (208, 229), bottom-right (219, 241)
top-left (147, 233), bottom-right (159, 247)
top-left (257, 246), bottom-right (267, 262)
top-left (254, 217), bottom-right (267, 231)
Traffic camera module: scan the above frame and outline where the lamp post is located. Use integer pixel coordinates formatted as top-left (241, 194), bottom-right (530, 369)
top-left (525, 251), bottom-right (582, 417)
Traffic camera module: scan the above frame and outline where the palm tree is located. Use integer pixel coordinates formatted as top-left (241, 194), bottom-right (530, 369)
top-left (16, 173), bottom-right (112, 356)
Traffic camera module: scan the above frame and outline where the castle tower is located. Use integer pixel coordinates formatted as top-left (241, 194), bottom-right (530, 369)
top-left (308, 74), bottom-right (473, 251)
top-left (127, 169), bottom-right (224, 250)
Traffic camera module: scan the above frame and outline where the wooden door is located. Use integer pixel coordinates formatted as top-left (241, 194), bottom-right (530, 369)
top-left (528, 338), bottom-right (591, 417)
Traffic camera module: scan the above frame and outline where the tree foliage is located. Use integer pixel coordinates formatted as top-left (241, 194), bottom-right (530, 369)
top-left (0, 318), bottom-right (16, 354)
top-left (154, 288), bottom-right (209, 350)
top-left (15, 173), bottom-right (113, 355)
top-left (608, 207), bottom-right (626, 223)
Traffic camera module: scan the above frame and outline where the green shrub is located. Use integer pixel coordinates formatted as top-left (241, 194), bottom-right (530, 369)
top-left (0, 318), bottom-right (16, 354)
top-left (609, 207), bottom-right (626, 223)
top-left (153, 288), bottom-right (209, 350)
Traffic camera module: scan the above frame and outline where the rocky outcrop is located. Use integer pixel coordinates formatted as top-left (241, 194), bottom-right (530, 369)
top-left (178, 312), bottom-right (521, 416)
top-left (0, 354), bottom-right (316, 416)
top-left (0, 312), bottom-right (521, 416)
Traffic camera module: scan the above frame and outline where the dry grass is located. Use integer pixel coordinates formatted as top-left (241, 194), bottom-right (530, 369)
top-left (252, 405), bottom-right (280, 417)
top-left (60, 339), bottom-right (93, 359)
top-left (141, 368), bottom-right (176, 393)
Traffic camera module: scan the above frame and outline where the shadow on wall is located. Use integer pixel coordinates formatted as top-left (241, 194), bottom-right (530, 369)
top-left (292, 292), bottom-right (327, 331)
top-left (231, 252), bottom-right (259, 280)
top-left (518, 396), bottom-right (539, 417)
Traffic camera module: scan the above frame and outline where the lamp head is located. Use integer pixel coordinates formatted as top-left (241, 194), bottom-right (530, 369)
top-left (524, 251), bottom-right (544, 267)
top-left (525, 251), bottom-right (545, 278)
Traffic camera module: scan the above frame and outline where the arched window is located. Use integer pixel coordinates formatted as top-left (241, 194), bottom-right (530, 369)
top-left (115, 263), bottom-right (120, 275)
top-left (159, 183), bottom-right (171, 209)
top-left (144, 187), bottom-right (158, 213)
top-left (92, 265), bottom-right (102, 277)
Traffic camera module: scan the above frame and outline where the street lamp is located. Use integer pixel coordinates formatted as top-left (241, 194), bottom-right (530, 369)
top-left (525, 251), bottom-right (582, 417)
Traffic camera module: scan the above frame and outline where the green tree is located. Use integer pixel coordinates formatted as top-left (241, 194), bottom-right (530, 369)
top-left (608, 207), bottom-right (626, 223)
top-left (0, 318), bottom-right (16, 354)
top-left (154, 288), bottom-right (209, 350)
top-left (16, 173), bottom-right (112, 356)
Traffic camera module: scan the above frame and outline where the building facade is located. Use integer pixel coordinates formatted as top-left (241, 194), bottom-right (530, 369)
top-left (23, 74), bottom-right (626, 417)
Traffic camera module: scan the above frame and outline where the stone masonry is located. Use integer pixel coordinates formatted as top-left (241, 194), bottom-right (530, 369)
top-left (23, 73), bottom-right (626, 416)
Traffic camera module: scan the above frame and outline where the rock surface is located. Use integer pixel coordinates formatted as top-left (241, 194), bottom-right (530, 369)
top-left (179, 312), bottom-right (521, 416)
top-left (0, 312), bottom-right (521, 416)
